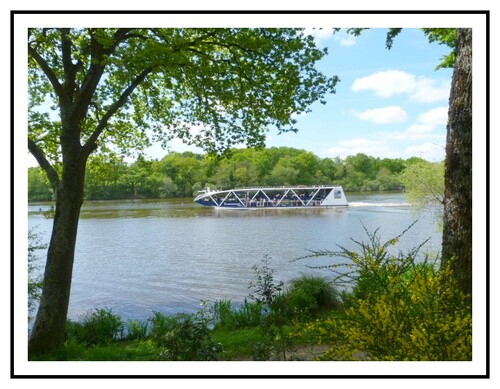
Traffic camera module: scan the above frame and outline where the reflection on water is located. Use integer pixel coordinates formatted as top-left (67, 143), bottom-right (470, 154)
top-left (28, 193), bottom-right (442, 322)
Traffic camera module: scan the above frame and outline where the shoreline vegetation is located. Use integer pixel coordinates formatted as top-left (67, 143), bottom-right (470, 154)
top-left (29, 227), bottom-right (471, 362)
top-left (28, 147), bottom-right (439, 202)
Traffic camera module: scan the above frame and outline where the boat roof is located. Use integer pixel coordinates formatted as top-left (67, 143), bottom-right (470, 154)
top-left (207, 185), bottom-right (339, 191)
top-left (200, 185), bottom-right (342, 194)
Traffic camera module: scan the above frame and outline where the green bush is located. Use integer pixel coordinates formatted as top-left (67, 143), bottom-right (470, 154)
top-left (126, 319), bottom-right (149, 340)
top-left (152, 309), bottom-right (222, 361)
top-left (298, 221), bottom-right (426, 300)
top-left (285, 275), bottom-right (342, 317)
top-left (210, 299), bottom-right (234, 327)
top-left (247, 256), bottom-right (297, 360)
top-left (148, 310), bottom-right (178, 339)
top-left (65, 308), bottom-right (124, 346)
top-left (248, 254), bottom-right (285, 308)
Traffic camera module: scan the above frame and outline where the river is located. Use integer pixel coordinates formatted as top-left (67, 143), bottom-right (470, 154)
top-left (28, 192), bottom-right (442, 322)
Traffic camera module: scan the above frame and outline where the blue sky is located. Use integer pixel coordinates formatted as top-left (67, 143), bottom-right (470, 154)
top-left (157, 28), bottom-right (454, 162)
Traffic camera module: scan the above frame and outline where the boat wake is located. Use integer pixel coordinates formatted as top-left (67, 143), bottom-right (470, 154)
top-left (349, 201), bottom-right (410, 207)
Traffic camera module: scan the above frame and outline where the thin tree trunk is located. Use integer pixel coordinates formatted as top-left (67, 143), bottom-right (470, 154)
top-left (28, 159), bottom-right (86, 355)
top-left (441, 28), bottom-right (473, 296)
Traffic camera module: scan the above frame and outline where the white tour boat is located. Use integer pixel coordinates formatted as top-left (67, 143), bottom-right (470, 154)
top-left (194, 185), bottom-right (348, 209)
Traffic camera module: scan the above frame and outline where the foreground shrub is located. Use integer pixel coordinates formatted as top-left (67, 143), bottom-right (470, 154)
top-left (247, 255), bottom-right (295, 360)
top-left (126, 319), bottom-right (149, 340)
top-left (148, 310), bottom-right (179, 339)
top-left (65, 308), bottom-right (124, 346)
top-left (150, 309), bottom-right (222, 361)
top-left (304, 262), bottom-right (471, 360)
top-left (298, 225), bottom-right (472, 361)
top-left (285, 275), bottom-right (342, 317)
top-left (248, 254), bottom-right (284, 308)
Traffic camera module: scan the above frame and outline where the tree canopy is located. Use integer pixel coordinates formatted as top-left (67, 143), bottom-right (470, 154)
top-left (399, 159), bottom-right (445, 210)
top-left (28, 28), bottom-right (338, 168)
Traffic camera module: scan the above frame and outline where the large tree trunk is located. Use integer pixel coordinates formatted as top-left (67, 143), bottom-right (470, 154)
top-left (28, 157), bottom-right (86, 356)
top-left (441, 28), bottom-right (473, 296)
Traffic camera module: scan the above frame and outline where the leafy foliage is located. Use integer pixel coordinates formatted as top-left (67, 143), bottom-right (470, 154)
top-left (65, 308), bottom-right (125, 346)
top-left (421, 28), bottom-right (457, 69)
top-left (247, 255), bottom-right (299, 360)
top-left (303, 261), bottom-right (471, 361)
top-left (149, 308), bottom-right (222, 361)
top-left (125, 320), bottom-right (149, 341)
top-left (297, 227), bottom-right (472, 361)
top-left (248, 254), bottom-right (285, 308)
top-left (399, 159), bottom-right (445, 209)
top-left (28, 168), bottom-right (54, 201)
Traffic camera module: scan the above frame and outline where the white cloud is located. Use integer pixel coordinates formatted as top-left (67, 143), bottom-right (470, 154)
top-left (352, 70), bottom-right (416, 98)
top-left (303, 28), bottom-right (334, 46)
top-left (324, 134), bottom-right (445, 161)
top-left (417, 106), bottom-right (448, 126)
top-left (303, 28), bottom-right (356, 47)
top-left (404, 142), bottom-right (445, 162)
top-left (352, 70), bottom-right (450, 103)
top-left (410, 78), bottom-right (450, 103)
top-left (333, 30), bottom-right (356, 47)
top-left (351, 106), bottom-right (407, 124)
top-left (387, 106), bottom-right (448, 141)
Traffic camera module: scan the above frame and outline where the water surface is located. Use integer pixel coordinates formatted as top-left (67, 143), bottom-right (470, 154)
top-left (28, 192), bottom-right (442, 321)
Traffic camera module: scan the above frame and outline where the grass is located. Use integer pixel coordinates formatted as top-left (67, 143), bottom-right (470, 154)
top-left (30, 339), bottom-right (161, 361)
top-left (212, 327), bottom-right (267, 360)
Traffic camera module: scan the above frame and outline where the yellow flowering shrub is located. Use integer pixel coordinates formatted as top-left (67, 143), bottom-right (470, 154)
top-left (297, 225), bottom-right (471, 361)
top-left (302, 262), bottom-right (472, 361)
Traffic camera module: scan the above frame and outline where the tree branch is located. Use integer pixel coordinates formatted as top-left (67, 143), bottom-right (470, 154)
top-left (28, 138), bottom-right (60, 191)
top-left (73, 29), bottom-right (138, 126)
top-left (59, 28), bottom-right (79, 101)
top-left (28, 45), bottom-right (66, 102)
top-left (82, 67), bottom-right (153, 157)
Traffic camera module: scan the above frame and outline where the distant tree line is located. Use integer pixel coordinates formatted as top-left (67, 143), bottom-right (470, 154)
top-left (28, 147), bottom-right (437, 201)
